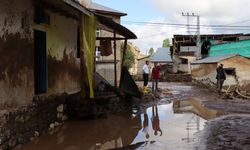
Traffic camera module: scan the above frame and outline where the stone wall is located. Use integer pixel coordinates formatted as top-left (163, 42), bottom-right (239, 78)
top-left (0, 94), bottom-right (67, 149)
top-left (161, 74), bottom-right (192, 82)
top-left (134, 73), bottom-right (192, 82)
top-left (0, 91), bottom-right (130, 150)
top-left (66, 92), bottom-right (131, 119)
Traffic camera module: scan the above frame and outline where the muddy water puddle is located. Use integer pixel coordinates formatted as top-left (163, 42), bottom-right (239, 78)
top-left (16, 99), bottom-right (225, 150)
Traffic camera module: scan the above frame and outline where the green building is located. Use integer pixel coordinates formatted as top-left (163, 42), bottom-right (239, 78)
top-left (209, 39), bottom-right (250, 58)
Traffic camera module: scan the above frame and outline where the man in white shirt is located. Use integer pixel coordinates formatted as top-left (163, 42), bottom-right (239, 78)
top-left (142, 61), bottom-right (149, 91)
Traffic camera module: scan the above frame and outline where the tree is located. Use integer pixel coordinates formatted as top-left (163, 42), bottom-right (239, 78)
top-left (148, 48), bottom-right (155, 55)
top-left (121, 43), bottom-right (135, 70)
top-left (162, 38), bottom-right (170, 47)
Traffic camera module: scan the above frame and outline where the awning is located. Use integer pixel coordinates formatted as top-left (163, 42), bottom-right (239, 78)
top-left (95, 14), bottom-right (137, 39)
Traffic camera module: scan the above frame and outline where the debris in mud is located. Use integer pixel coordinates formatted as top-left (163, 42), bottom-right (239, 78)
top-left (203, 100), bottom-right (250, 114)
top-left (138, 87), bottom-right (173, 102)
top-left (200, 115), bottom-right (250, 150)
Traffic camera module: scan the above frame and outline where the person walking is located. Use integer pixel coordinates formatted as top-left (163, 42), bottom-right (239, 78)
top-left (216, 64), bottom-right (226, 95)
top-left (151, 63), bottom-right (160, 92)
top-left (142, 61), bottom-right (149, 93)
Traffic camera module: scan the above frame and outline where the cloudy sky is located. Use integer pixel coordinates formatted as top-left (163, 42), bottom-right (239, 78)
top-left (92, 0), bottom-right (250, 54)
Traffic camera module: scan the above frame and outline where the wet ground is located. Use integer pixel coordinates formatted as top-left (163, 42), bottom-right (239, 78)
top-left (16, 82), bottom-right (250, 150)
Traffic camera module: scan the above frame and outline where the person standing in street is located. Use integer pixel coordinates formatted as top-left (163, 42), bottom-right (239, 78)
top-left (142, 61), bottom-right (149, 92)
top-left (151, 63), bottom-right (160, 92)
top-left (216, 64), bottom-right (226, 95)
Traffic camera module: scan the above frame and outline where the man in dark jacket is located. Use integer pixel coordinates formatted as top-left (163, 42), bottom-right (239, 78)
top-left (216, 64), bottom-right (226, 95)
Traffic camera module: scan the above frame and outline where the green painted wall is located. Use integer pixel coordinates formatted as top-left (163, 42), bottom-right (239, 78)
top-left (209, 40), bottom-right (250, 58)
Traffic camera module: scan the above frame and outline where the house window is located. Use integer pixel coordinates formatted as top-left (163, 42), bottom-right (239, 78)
top-left (224, 68), bottom-right (236, 75)
top-left (181, 58), bottom-right (188, 64)
top-left (95, 47), bottom-right (101, 61)
top-left (96, 29), bottom-right (101, 37)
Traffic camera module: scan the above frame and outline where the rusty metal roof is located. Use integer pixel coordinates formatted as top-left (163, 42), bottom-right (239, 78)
top-left (89, 2), bottom-right (127, 16)
top-left (96, 14), bottom-right (137, 39)
top-left (63, 0), bottom-right (92, 15)
top-left (192, 54), bottom-right (238, 64)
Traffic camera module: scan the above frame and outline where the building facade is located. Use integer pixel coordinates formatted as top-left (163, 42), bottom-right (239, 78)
top-left (191, 55), bottom-right (250, 92)
top-left (0, 0), bottom-right (83, 106)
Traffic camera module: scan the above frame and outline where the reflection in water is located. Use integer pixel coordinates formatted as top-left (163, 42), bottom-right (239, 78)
top-left (151, 106), bottom-right (162, 136)
top-left (17, 99), bottom-right (225, 150)
top-left (142, 109), bottom-right (149, 139)
top-left (16, 115), bottom-right (142, 150)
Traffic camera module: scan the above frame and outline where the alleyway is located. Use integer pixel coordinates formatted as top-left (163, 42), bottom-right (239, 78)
top-left (16, 82), bottom-right (250, 150)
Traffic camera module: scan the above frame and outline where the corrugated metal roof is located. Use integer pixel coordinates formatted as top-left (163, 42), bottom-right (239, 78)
top-left (89, 2), bottom-right (126, 16)
top-left (192, 54), bottom-right (238, 64)
top-left (150, 48), bottom-right (172, 63)
top-left (209, 39), bottom-right (250, 58)
top-left (95, 14), bottom-right (137, 39)
top-left (63, 0), bottom-right (92, 16)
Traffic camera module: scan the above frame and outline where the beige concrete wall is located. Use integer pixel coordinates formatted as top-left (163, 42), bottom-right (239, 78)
top-left (172, 55), bottom-right (182, 73)
top-left (178, 56), bottom-right (196, 73)
top-left (178, 64), bottom-right (189, 73)
top-left (191, 56), bottom-right (250, 92)
top-left (0, 0), bottom-right (81, 105)
top-left (0, 0), bottom-right (35, 105)
top-left (191, 63), bottom-right (238, 88)
top-left (221, 56), bottom-right (250, 91)
top-left (34, 10), bottom-right (81, 96)
top-left (191, 64), bottom-right (217, 86)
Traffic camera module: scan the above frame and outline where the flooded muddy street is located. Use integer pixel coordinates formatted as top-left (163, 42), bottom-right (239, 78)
top-left (16, 82), bottom-right (250, 150)
top-left (16, 101), bottom-right (218, 150)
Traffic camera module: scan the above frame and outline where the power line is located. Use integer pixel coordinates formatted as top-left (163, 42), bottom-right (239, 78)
top-left (224, 19), bottom-right (250, 25)
top-left (182, 12), bottom-right (201, 59)
top-left (122, 20), bottom-right (250, 28)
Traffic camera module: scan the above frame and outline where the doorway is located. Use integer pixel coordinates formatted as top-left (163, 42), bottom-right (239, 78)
top-left (34, 30), bottom-right (47, 94)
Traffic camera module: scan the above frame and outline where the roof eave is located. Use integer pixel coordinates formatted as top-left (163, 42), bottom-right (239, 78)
top-left (63, 0), bottom-right (92, 16)
top-left (95, 14), bottom-right (137, 39)
top-left (90, 9), bottom-right (127, 16)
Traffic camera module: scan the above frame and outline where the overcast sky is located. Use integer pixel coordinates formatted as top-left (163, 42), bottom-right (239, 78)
top-left (92, 0), bottom-right (250, 54)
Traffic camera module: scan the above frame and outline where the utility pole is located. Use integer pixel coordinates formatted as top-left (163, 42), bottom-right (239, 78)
top-left (182, 12), bottom-right (190, 34)
top-left (182, 12), bottom-right (201, 60)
